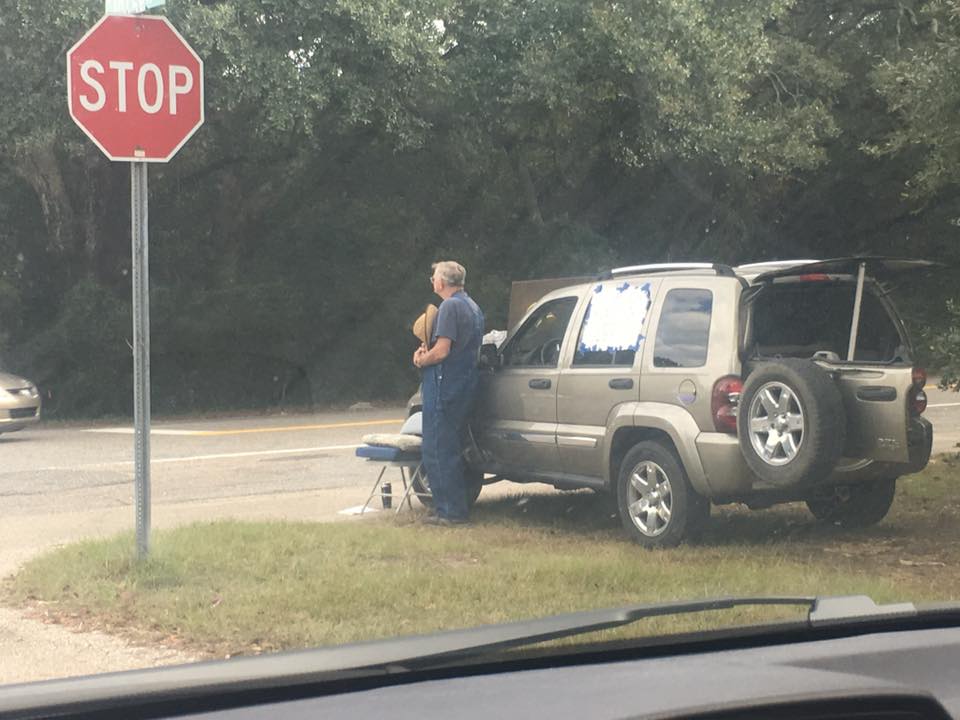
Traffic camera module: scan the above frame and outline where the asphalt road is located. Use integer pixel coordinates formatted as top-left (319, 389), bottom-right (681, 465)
top-left (0, 407), bottom-right (408, 517)
top-left (4, 386), bottom-right (960, 522)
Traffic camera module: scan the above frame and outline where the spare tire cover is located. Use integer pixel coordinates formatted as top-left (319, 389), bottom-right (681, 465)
top-left (737, 359), bottom-right (846, 488)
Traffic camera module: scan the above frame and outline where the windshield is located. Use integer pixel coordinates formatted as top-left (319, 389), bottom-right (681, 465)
top-left (3, 0), bottom-right (960, 692)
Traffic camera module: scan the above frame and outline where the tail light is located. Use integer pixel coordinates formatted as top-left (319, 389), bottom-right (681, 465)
top-left (712, 376), bottom-right (743, 434)
top-left (911, 367), bottom-right (927, 415)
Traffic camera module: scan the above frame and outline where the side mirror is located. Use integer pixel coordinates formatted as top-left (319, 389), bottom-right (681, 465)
top-left (479, 343), bottom-right (501, 371)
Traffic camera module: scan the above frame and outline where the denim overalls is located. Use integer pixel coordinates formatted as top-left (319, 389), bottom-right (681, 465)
top-left (420, 292), bottom-right (484, 520)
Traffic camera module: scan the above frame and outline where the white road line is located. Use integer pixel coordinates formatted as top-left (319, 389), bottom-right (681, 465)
top-left (37, 444), bottom-right (362, 471)
top-left (927, 402), bottom-right (960, 408)
top-left (79, 418), bottom-right (402, 437)
top-left (149, 444), bottom-right (363, 464)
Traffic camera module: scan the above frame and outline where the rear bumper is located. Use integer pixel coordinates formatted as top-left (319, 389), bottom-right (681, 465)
top-left (825, 416), bottom-right (932, 485)
top-left (694, 416), bottom-right (933, 502)
top-left (907, 416), bottom-right (934, 472)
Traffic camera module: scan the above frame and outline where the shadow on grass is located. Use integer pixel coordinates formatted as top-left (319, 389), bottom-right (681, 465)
top-left (469, 486), bottom-right (908, 550)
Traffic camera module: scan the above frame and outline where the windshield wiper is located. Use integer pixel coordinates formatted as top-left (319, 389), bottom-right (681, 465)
top-left (3, 595), bottom-right (956, 718)
top-left (297, 595), bottom-right (917, 672)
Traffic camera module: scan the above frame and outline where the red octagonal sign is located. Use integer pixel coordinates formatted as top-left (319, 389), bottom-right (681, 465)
top-left (67, 15), bottom-right (204, 162)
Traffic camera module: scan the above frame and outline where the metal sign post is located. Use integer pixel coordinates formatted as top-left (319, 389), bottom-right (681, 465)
top-left (68, 9), bottom-right (203, 560)
top-left (131, 161), bottom-right (151, 558)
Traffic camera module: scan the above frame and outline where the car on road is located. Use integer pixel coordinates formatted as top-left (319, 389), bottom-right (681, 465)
top-left (409, 257), bottom-right (934, 546)
top-left (0, 371), bottom-right (41, 435)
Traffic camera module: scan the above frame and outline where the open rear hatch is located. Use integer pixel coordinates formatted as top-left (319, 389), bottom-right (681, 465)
top-left (744, 257), bottom-right (938, 464)
top-left (751, 257), bottom-right (941, 284)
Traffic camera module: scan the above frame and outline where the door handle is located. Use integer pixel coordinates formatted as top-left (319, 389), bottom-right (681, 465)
top-left (608, 378), bottom-right (634, 390)
top-left (856, 386), bottom-right (897, 402)
top-left (529, 378), bottom-right (552, 390)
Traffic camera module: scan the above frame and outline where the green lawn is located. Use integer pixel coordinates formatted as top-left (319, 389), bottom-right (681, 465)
top-left (4, 456), bottom-right (960, 659)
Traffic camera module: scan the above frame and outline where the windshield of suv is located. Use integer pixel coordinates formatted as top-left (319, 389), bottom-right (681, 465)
top-left (3, 0), bottom-right (960, 698)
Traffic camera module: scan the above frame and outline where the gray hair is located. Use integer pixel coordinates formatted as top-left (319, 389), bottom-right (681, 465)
top-left (432, 260), bottom-right (466, 287)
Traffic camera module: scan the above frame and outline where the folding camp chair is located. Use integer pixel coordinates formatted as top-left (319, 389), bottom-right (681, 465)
top-left (355, 441), bottom-right (430, 514)
top-left (355, 412), bottom-right (430, 514)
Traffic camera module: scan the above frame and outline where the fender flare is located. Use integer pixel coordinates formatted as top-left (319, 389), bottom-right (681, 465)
top-left (603, 403), bottom-right (710, 497)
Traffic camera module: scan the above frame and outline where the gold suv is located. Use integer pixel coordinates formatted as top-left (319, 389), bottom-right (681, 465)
top-left (410, 258), bottom-right (934, 547)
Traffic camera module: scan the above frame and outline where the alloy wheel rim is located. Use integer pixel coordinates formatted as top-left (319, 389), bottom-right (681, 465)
top-left (748, 381), bottom-right (805, 466)
top-left (626, 461), bottom-right (673, 537)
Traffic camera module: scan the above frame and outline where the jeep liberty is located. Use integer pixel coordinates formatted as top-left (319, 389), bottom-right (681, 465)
top-left (408, 258), bottom-right (934, 547)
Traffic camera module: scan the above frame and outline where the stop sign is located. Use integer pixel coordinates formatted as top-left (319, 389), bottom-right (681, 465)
top-left (67, 15), bottom-right (204, 162)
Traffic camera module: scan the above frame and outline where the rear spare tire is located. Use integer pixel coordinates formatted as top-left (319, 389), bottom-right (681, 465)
top-left (737, 359), bottom-right (846, 488)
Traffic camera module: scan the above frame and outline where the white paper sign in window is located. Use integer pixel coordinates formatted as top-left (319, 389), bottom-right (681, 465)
top-left (578, 281), bottom-right (652, 357)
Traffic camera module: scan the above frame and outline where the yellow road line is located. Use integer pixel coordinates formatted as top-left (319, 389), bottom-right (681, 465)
top-left (191, 418), bottom-right (404, 437)
top-left (38, 443), bottom-right (364, 470)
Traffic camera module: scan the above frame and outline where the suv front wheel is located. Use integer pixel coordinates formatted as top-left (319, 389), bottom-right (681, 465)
top-left (412, 467), bottom-right (484, 510)
top-left (617, 441), bottom-right (709, 548)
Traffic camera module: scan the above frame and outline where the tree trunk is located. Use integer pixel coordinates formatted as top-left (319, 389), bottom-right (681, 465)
top-left (13, 141), bottom-right (77, 257)
top-left (510, 146), bottom-right (544, 226)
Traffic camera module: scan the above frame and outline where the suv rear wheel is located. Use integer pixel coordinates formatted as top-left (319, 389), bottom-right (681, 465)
top-left (617, 441), bottom-right (708, 548)
top-left (738, 359), bottom-right (846, 488)
top-left (805, 478), bottom-right (897, 527)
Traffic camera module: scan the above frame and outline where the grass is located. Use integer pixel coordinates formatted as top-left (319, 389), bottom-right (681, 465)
top-left (5, 455), bottom-right (960, 659)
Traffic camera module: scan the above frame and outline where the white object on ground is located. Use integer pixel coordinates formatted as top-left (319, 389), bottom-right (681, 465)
top-left (338, 505), bottom-right (380, 515)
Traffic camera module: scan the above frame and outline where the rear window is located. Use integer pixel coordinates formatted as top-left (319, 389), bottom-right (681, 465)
top-left (750, 281), bottom-right (905, 362)
top-left (653, 289), bottom-right (713, 368)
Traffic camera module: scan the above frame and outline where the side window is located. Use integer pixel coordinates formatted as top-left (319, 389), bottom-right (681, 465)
top-left (502, 297), bottom-right (577, 368)
top-left (653, 289), bottom-right (713, 368)
top-left (573, 281), bottom-right (653, 367)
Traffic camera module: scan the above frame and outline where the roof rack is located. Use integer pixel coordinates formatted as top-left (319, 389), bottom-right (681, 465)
top-left (607, 263), bottom-right (736, 278)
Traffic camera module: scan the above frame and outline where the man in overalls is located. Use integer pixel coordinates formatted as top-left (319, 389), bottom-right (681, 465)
top-left (413, 261), bottom-right (485, 525)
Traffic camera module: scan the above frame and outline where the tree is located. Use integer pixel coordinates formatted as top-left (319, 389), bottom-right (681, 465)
top-left (2, 0), bottom-right (957, 416)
